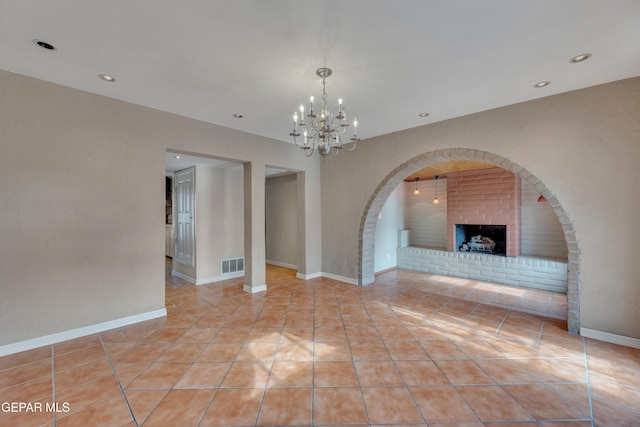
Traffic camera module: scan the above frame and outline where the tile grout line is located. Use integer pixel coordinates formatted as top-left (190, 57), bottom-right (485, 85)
top-left (582, 336), bottom-right (596, 427)
top-left (375, 329), bottom-right (430, 424)
top-left (131, 322), bottom-right (194, 423)
top-left (195, 296), bottom-right (263, 426)
top-left (494, 308), bottom-right (512, 334)
top-left (461, 301), bottom-right (482, 322)
top-left (545, 291), bottom-right (553, 318)
top-left (187, 302), bottom-right (244, 425)
top-left (251, 293), bottom-right (290, 426)
top-left (366, 292), bottom-right (452, 425)
top-left (341, 292), bottom-right (372, 426)
top-left (490, 319), bottom-right (592, 424)
top-left (51, 344), bottom-right (56, 427)
top-left (536, 318), bottom-right (545, 346)
top-left (191, 320), bottom-right (227, 427)
top-left (192, 389), bottom-right (216, 427)
top-left (428, 342), bottom-right (487, 424)
top-left (310, 290), bottom-right (315, 427)
top-left (486, 283), bottom-right (506, 307)
top-left (98, 334), bottom-right (139, 427)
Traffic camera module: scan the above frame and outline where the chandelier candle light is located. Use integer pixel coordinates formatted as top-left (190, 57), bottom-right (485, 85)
top-left (290, 68), bottom-right (359, 157)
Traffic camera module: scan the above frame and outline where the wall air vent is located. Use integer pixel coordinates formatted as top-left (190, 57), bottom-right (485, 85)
top-left (221, 257), bottom-right (244, 275)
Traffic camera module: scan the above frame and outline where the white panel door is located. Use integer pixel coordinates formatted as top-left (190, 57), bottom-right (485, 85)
top-left (175, 167), bottom-right (195, 266)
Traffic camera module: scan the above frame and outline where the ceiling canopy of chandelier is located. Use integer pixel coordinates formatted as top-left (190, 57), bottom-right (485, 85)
top-left (289, 67), bottom-right (359, 157)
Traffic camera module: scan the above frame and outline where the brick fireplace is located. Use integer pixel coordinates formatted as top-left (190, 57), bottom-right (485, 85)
top-left (446, 168), bottom-right (521, 257)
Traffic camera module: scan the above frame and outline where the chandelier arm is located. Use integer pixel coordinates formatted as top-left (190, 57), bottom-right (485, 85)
top-left (291, 133), bottom-right (308, 149)
top-left (341, 139), bottom-right (357, 151)
top-left (304, 145), bottom-right (314, 157)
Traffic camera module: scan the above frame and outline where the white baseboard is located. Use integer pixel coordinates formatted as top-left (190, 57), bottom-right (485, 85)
top-left (296, 271), bottom-right (322, 280)
top-left (266, 260), bottom-right (297, 270)
top-left (0, 308), bottom-right (167, 357)
top-left (179, 267), bottom-right (357, 288)
top-left (172, 270), bottom-right (244, 286)
top-left (172, 270), bottom-right (196, 284)
top-left (295, 271), bottom-right (358, 285)
top-left (243, 284), bottom-right (267, 294)
top-left (321, 272), bottom-right (358, 285)
top-left (196, 271), bottom-right (244, 285)
top-left (580, 327), bottom-right (640, 349)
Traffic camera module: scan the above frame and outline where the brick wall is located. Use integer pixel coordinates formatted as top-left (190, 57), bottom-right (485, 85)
top-left (446, 168), bottom-right (521, 257)
top-left (397, 247), bottom-right (568, 294)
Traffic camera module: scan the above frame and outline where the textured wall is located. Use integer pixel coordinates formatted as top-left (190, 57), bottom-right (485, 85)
top-left (374, 184), bottom-right (405, 272)
top-left (266, 174), bottom-right (298, 268)
top-left (405, 180), bottom-right (447, 249)
top-left (195, 166), bottom-right (245, 281)
top-left (520, 179), bottom-right (568, 259)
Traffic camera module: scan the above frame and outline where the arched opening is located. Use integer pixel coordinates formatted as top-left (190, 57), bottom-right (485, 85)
top-left (358, 148), bottom-right (580, 333)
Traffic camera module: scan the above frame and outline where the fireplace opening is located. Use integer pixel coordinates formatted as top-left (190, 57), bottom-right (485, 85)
top-left (456, 224), bottom-right (506, 256)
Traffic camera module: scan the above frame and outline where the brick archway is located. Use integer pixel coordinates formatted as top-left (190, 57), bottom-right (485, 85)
top-left (358, 148), bottom-right (580, 333)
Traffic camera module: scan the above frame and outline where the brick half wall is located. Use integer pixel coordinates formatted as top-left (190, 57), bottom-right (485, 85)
top-left (446, 168), bottom-right (521, 257)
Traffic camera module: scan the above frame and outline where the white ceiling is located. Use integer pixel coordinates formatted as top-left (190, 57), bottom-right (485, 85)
top-left (2, 0), bottom-right (639, 146)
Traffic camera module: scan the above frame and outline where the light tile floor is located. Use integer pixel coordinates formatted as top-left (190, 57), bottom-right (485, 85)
top-left (1, 261), bottom-right (639, 426)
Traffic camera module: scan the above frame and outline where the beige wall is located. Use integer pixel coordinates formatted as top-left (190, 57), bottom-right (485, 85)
top-left (0, 69), bottom-right (321, 346)
top-left (374, 184), bottom-right (404, 272)
top-left (405, 179), bottom-right (448, 249)
top-left (195, 166), bottom-right (245, 281)
top-left (521, 179), bottom-right (567, 259)
top-left (266, 174), bottom-right (298, 268)
top-left (321, 77), bottom-right (640, 339)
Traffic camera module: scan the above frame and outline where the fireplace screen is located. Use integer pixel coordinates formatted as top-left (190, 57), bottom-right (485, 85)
top-left (456, 224), bottom-right (506, 256)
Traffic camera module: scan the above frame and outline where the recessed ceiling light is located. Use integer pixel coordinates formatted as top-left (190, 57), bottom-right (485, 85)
top-left (418, 112), bottom-right (430, 117)
top-left (570, 53), bottom-right (592, 63)
top-left (33, 39), bottom-right (56, 50)
top-left (98, 74), bottom-right (116, 82)
top-left (534, 81), bottom-right (551, 88)
top-left (232, 113), bottom-right (243, 118)
top-left (174, 155), bottom-right (181, 159)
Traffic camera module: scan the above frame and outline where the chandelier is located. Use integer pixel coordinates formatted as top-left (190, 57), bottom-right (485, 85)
top-left (289, 67), bottom-right (359, 157)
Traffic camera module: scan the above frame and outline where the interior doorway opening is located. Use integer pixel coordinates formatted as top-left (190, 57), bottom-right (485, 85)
top-left (165, 151), bottom-right (245, 285)
top-left (164, 150), bottom-right (305, 293)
